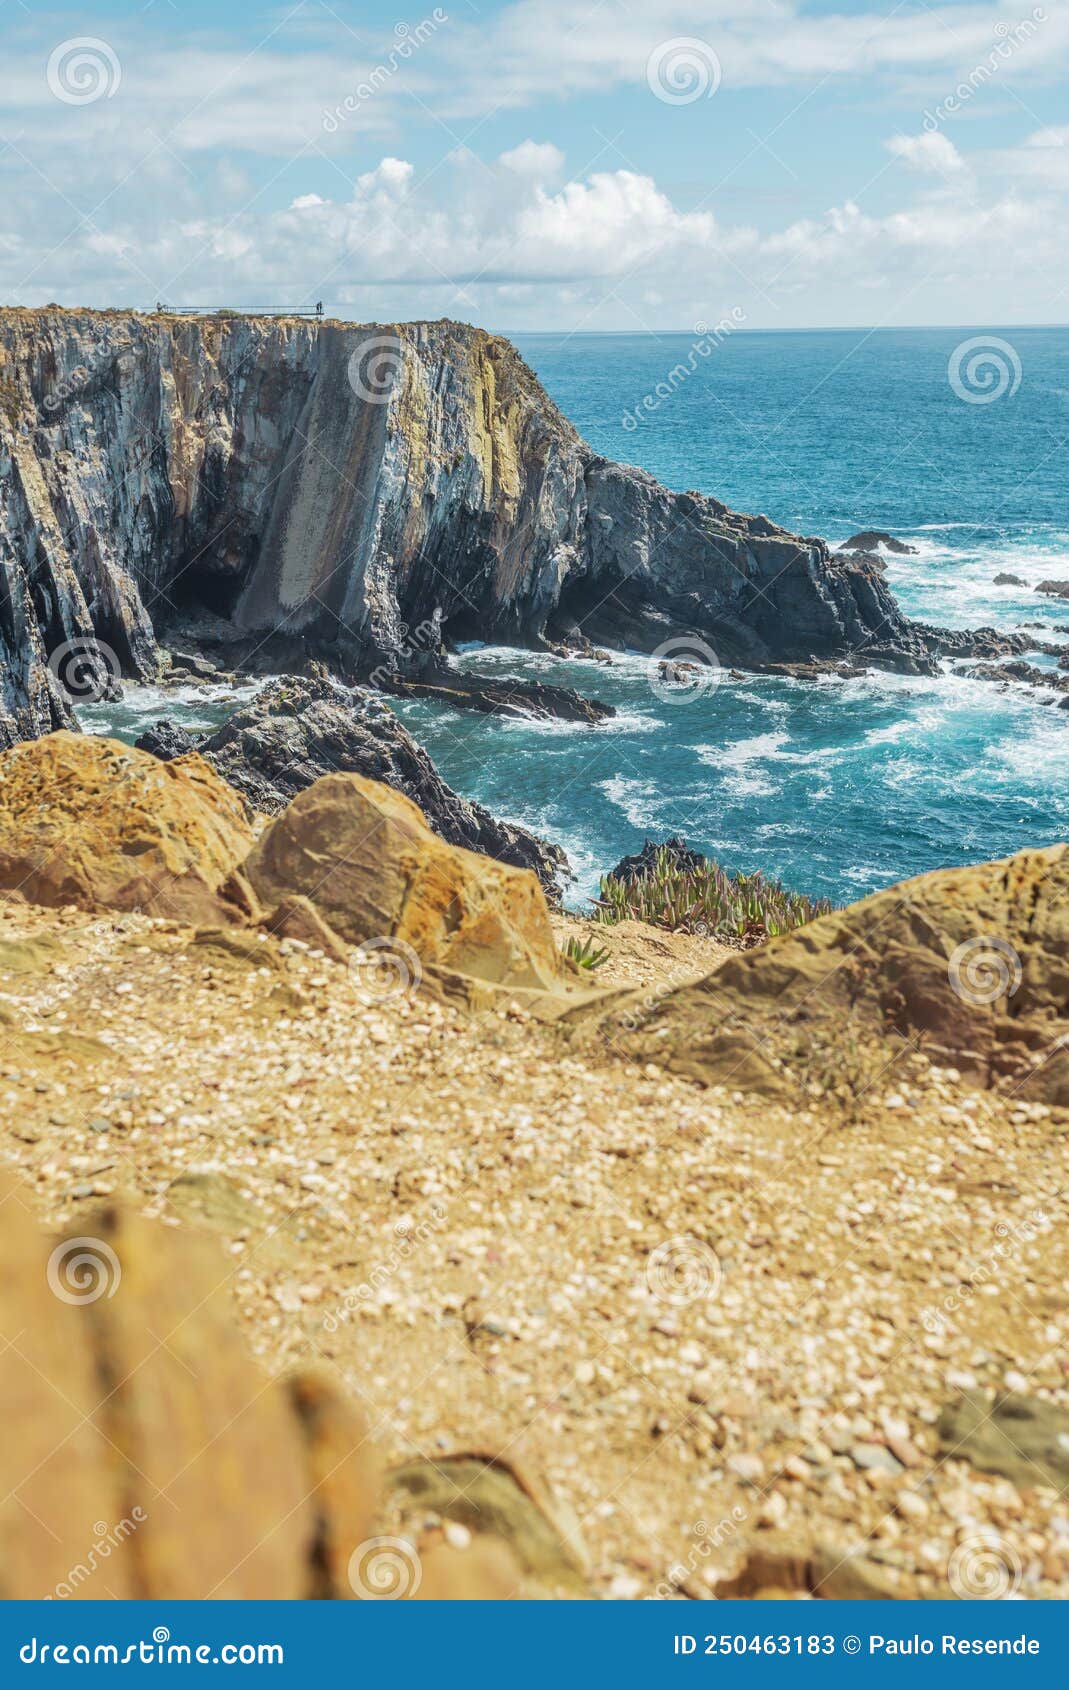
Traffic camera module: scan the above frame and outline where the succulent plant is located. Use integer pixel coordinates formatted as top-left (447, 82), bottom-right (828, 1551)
top-left (590, 845), bottom-right (834, 946)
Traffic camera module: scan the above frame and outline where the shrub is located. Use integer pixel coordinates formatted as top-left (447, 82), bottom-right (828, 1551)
top-left (591, 845), bottom-right (834, 946)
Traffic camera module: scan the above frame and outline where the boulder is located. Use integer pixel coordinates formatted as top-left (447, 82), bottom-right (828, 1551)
top-left (242, 772), bottom-right (566, 1005)
top-left (994, 573), bottom-right (1028, 587)
top-left (134, 718), bottom-right (197, 760)
top-left (939, 1392), bottom-right (1069, 1490)
top-left (0, 1172), bottom-right (375, 1599)
top-left (198, 676), bottom-right (567, 897)
top-left (1036, 580), bottom-right (1069, 600)
top-left (0, 732), bottom-right (252, 921)
top-left (842, 530), bottom-right (917, 555)
top-left (595, 844), bottom-right (1069, 1106)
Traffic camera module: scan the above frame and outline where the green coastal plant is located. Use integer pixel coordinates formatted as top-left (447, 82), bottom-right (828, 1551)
top-left (563, 934), bottom-right (612, 971)
top-left (591, 845), bottom-right (834, 946)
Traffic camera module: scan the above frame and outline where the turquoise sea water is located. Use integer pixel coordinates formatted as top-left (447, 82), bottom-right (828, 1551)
top-left (389, 327), bottom-right (1069, 904)
top-left (87, 327), bottom-right (1069, 907)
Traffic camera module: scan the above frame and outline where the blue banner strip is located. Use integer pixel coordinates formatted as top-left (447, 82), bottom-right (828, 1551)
top-left (1, 1599), bottom-right (1064, 1683)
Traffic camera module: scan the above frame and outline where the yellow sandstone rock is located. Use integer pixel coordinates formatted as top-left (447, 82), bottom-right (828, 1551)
top-left (0, 732), bottom-right (252, 922)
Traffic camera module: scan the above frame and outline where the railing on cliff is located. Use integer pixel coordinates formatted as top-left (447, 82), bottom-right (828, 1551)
top-left (154, 303), bottom-right (325, 318)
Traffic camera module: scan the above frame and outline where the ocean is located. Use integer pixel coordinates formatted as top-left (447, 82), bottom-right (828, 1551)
top-left (83, 326), bottom-right (1069, 908)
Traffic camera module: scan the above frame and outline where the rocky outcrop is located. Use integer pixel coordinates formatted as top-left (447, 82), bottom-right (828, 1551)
top-left (0, 731), bottom-right (252, 920)
top-left (1036, 580), bottom-right (1069, 600)
top-left (842, 531), bottom-right (917, 555)
top-left (0, 308), bottom-right (933, 744)
top-left (591, 844), bottom-right (1069, 1106)
top-left (0, 1171), bottom-right (375, 1599)
top-left (141, 675), bottom-right (567, 894)
top-left (243, 773), bottom-right (569, 1008)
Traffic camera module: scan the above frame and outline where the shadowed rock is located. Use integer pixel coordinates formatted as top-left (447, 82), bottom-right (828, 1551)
top-left (195, 675), bottom-right (567, 895)
top-left (587, 844), bottom-right (1069, 1106)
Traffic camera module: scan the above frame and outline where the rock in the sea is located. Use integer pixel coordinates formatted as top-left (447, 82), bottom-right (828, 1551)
top-left (1036, 579), bottom-right (1069, 600)
top-left (606, 836), bottom-right (708, 884)
top-left (842, 531), bottom-right (917, 555)
top-left (597, 844), bottom-right (1069, 1105)
top-left (938, 1392), bottom-right (1069, 1489)
top-left (0, 732), bottom-right (252, 921)
top-left (197, 675), bottom-right (566, 895)
top-left (994, 572), bottom-right (1028, 587)
top-left (242, 772), bottom-right (567, 1006)
top-left (134, 718), bottom-right (198, 760)
top-left (381, 666), bottom-right (614, 724)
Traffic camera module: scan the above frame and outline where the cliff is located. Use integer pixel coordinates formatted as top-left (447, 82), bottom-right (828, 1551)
top-left (0, 307), bottom-right (916, 746)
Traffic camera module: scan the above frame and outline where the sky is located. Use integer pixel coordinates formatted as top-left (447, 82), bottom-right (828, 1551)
top-left (0, 0), bottom-right (1066, 331)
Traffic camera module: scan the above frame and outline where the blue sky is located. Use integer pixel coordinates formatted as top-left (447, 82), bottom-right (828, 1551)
top-left (0, 0), bottom-right (1066, 328)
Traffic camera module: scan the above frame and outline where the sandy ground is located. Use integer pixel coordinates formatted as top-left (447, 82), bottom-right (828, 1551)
top-left (1, 895), bottom-right (1067, 1599)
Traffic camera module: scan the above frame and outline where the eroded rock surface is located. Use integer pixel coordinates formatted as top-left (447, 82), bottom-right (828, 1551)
top-left (0, 308), bottom-right (934, 746)
top-left (196, 675), bottom-right (566, 892)
top-left (598, 845), bottom-right (1069, 1106)
top-left (243, 772), bottom-right (567, 1007)
top-left (0, 731), bottom-right (252, 921)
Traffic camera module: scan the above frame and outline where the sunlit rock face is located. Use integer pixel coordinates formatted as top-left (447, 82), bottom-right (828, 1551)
top-left (0, 307), bottom-right (911, 744)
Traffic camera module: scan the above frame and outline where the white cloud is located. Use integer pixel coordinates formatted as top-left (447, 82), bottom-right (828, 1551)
top-left (887, 132), bottom-right (967, 176)
top-left (498, 140), bottom-right (565, 180)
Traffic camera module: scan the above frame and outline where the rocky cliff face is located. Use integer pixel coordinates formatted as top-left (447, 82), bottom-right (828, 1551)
top-left (0, 307), bottom-right (917, 745)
